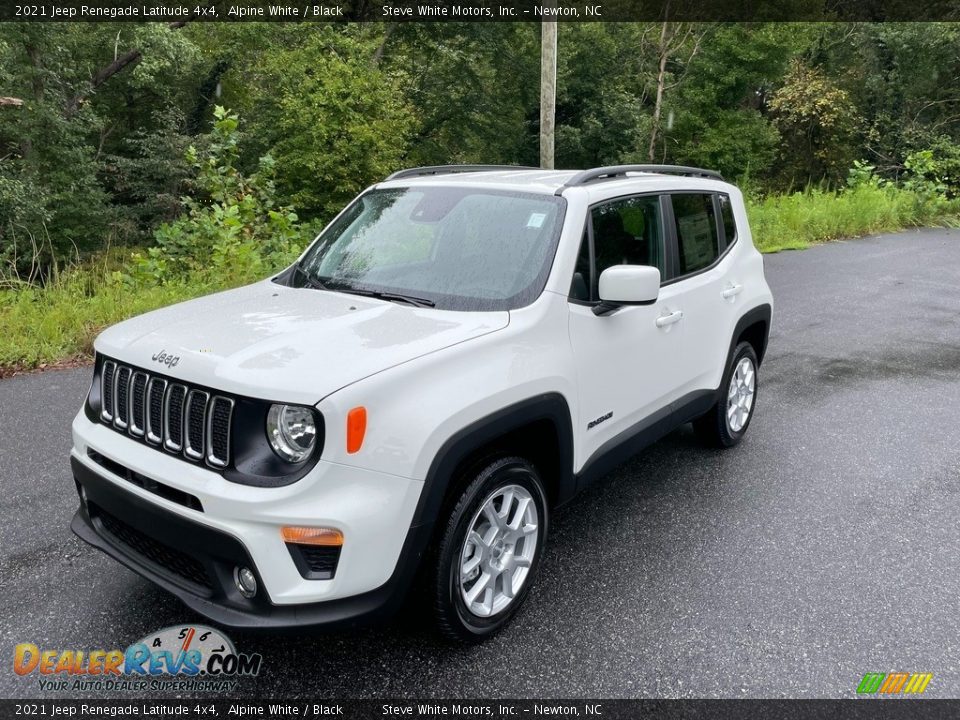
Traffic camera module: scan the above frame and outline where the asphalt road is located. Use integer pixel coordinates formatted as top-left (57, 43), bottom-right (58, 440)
top-left (2, 229), bottom-right (959, 700)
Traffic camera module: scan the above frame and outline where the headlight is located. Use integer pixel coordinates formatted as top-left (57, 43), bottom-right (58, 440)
top-left (266, 404), bottom-right (317, 463)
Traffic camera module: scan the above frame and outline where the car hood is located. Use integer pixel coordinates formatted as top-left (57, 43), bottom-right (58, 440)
top-left (95, 280), bottom-right (509, 404)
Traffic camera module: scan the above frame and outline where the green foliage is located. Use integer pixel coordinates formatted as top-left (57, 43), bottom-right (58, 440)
top-left (555, 24), bottom-right (651, 167)
top-left (241, 28), bottom-right (415, 220)
top-left (747, 182), bottom-right (959, 253)
top-left (0, 23), bottom-right (205, 266)
top-left (0, 261), bottom-right (190, 371)
top-left (0, 174), bottom-right (51, 233)
top-left (824, 24), bottom-right (960, 174)
top-left (389, 24), bottom-right (540, 167)
top-left (769, 60), bottom-right (861, 187)
top-left (129, 107), bottom-right (310, 287)
top-left (5, 22), bottom-right (960, 373)
top-left (670, 24), bottom-right (797, 179)
top-left (904, 138), bottom-right (960, 198)
top-left (846, 160), bottom-right (882, 189)
top-left (103, 108), bottom-right (201, 242)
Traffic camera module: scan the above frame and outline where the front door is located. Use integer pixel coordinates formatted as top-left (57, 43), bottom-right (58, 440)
top-left (567, 194), bottom-right (689, 469)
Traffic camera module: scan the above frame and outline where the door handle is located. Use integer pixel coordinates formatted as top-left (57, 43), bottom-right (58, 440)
top-left (655, 310), bottom-right (684, 328)
top-left (721, 283), bottom-right (744, 299)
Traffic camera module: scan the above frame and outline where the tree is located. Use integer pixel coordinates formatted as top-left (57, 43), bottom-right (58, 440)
top-left (554, 23), bottom-right (650, 168)
top-left (769, 60), bottom-right (861, 187)
top-left (668, 23), bottom-right (801, 182)
top-left (242, 28), bottom-right (415, 221)
top-left (386, 24), bottom-right (541, 167)
top-left (131, 106), bottom-right (310, 286)
top-left (815, 23), bottom-right (960, 178)
top-left (0, 23), bottom-right (201, 267)
top-left (643, 21), bottom-right (708, 162)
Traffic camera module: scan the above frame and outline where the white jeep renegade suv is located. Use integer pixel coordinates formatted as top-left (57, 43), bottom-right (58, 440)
top-left (71, 164), bottom-right (773, 641)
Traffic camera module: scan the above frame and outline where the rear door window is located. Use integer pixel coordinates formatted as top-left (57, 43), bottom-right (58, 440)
top-left (671, 194), bottom-right (720, 275)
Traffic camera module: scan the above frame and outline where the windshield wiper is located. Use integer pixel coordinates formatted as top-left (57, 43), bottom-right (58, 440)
top-left (328, 283), bottom-right (436, 308)
top-left (293, 264), bottom-right (328, 290)
top-left (296, 271), bottom-right (436, 307)
top-left (371, 290), bottom-right (436, 308)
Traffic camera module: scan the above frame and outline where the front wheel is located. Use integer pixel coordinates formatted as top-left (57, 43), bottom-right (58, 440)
top-left (694, 341), bottom-right (759, 448)
top-left (431, 457), bottom-right (548, 643)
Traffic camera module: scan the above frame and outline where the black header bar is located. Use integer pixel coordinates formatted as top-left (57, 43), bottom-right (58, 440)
top-left (3, 0), bottom-right (960, 23)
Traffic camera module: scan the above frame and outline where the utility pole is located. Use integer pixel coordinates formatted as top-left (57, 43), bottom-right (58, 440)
top-left (540, 10), bottom-right (557, 169)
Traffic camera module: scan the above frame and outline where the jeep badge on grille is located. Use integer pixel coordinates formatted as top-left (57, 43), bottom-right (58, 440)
top-left (152, 350), bottom-right (180, 368)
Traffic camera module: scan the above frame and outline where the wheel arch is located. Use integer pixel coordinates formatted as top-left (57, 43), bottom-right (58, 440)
top-left (732, 303), bottom-right (772, 366)
top-left (412, 393), bottom-right (575, 530)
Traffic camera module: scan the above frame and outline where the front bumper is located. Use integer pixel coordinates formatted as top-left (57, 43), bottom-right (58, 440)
top-left (71, 457), bottom-right (433, 629)
top-left (70, 411), bottom-right (433, 630)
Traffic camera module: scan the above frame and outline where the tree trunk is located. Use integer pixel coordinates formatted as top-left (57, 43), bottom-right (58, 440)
top-left (66, 49), bottom-right (142, 114)
top-left (648, 22), bottom-right (669, 163)
top-left (372, 23), bottom-right (395, 65)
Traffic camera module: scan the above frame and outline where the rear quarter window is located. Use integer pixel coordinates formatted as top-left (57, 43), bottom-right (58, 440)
top-left (719, 193), bottom-right (737, 247)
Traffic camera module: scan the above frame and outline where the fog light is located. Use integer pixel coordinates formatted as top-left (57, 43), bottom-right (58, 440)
top-left (234, 566), bottom-right (258, 598)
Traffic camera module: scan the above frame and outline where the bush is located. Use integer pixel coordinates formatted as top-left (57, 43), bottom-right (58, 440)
top-left (128, 107), bottom-right (312, 288)
top-left (0, 107), bottom-right (317, 375)
top-left (904, 139), bottom-right (960, 199)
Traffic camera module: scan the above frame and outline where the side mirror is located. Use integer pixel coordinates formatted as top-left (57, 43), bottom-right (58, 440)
top-left (595, 265), bottom-right (660, 316)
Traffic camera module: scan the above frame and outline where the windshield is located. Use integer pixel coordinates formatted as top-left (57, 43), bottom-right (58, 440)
top-left (287, 187), bottom-right (566, 311)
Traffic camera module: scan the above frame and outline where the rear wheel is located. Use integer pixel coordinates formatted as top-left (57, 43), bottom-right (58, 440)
top-left (431, 457), bottom-right (548, 643)
top-left (694, 341), bottom-right (759, 448)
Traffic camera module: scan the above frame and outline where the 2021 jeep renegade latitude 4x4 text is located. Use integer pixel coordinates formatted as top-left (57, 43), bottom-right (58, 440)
top-left (71, 164), bottom-right (772, 641)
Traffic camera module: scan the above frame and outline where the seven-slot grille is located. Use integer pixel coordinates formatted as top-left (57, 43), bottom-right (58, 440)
top-left (99, 359), bottom-right (234, 469)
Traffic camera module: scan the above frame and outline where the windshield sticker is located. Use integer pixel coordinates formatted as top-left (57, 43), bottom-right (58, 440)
top-left (526, 212), bottom-right (547, 229)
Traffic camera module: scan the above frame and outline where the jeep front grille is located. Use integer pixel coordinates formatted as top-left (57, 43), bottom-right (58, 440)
top-left (101, 362), bottom-right (116, 422)
top-left (114, 366), bottom-right (131, 430)
top-left (184, 390), bottom-right (209, 461)
top-left (99, 359), bottom-right (233, 469)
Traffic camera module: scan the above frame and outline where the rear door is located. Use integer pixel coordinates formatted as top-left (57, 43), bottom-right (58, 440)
top-left (666, 192), bottom-right (742, 395)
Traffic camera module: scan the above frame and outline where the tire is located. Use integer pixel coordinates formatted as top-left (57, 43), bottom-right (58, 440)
top-left (430, 456), bottom-right (548, 643)
top-left (694, 341), bottom-right (759, 448)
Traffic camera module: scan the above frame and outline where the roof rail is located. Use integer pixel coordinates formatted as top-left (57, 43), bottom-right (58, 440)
top-left (558, 164), bottom-right (724, 193)
top-left (384, 164), bottom-right (539, 181)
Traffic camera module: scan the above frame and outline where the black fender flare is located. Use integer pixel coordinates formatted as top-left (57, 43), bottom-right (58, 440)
top-left (411, 392), bottom-right (576, 529)
top-left (729, 303), bottom-right (772, 365)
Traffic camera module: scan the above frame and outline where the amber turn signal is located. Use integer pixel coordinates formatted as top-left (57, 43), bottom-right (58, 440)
top-left (346, 406), bottom-right (367, 454)
top-left (281, 526), bottom-right (344, 547)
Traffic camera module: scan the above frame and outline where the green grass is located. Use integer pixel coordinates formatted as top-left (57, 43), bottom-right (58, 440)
top-left (2, 184), bottom-right (959, 375)
top-left (0, 269), bottom-right (209, 372)
top-left (747, 183), bottom-right (960, 253)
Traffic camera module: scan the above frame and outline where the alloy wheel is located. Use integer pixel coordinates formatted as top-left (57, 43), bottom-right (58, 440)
top-left (458, 484), bottom-right (539, 618)
top-left (726, 356), bottom-right (756, 433)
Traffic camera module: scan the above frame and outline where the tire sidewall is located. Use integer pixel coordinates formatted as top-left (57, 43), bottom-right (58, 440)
top-left (721, 341), bottom-right (759, 444)
top-left (439, 458), bottom-right (548, 640)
